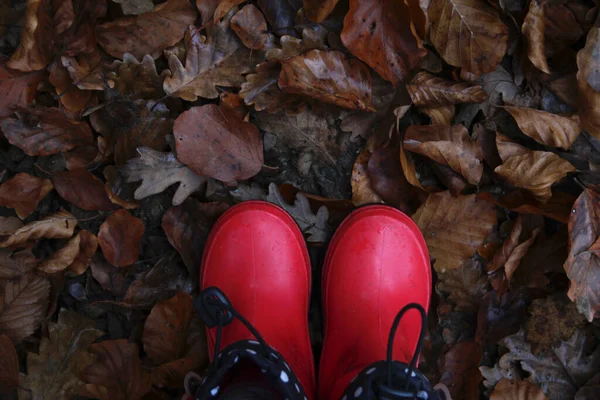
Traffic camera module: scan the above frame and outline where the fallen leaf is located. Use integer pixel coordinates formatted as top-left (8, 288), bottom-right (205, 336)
top-left (504, 106), bottom-right (580, 150)
top-left (67, 230), bottom-right (98, 276)
top-left (0, 210), bottom-right (77, 248)
top-left (351, 148), bottom-right (383, 206)
top-left (60, 50), bottom-right (104, 91)
top-left (120, 148), bottom-right (206, 206)
top-left (81, 340), bottom-right (151, 400)
top-left (564, 189), bottom-right (600, 321)
top-left (97, 209), bottom-right (144, 267)
top-left (554, 330), bottom-right (600, 388)
top-left (38, 233), bottom-right (81, 274)
top-left (407, 71), bottom-right (488, 107)
top-left (96, 0), bottom-right (197, 59)
top-left (577, 25), bottom-right (600, 139)
top-left (341, 0), bottom-right (427, 86)
top-left (105, 53), bottom-right (165, 100)
top-left (219, 92), bottom-right (249, 118)
top-left (173, 104), bottom-right (263, 182)
top-left (0, 217), bottom-right (24, 236)
top-left (163, 14), bottom-right (260, 101)
top-left (412, 191), bottom-right (497, 272)
top-left (6, 0), bottom-right (53, 71)
top-left (304, 0), bottom-right (339, 22)
top-left (490, 379), bottom-right (547, 400)
top-left (476, 289), bottom-right (529, 345)
top-left (477, 190), bottom-right (573, 224)
top-left (495, 134), bottom-right (575, 203)
top-left (577, 20), bottom-right (600, 93)
top-left (429, 0), bottom-right (508, 74)
top-left (113, 0), bottom-right (155, 15)
top-left (0, 334), bottom-right (19, 393)
top-left (0, 274), bottom-right (50, 344)
top-left (48, 59), bottom-right (93, 114)
top-left (440, 341), bottom-right (483, 400)
top-left (522, 0), bottom-right (550, 74)
top-left (0, 173), bottom-right (53, 219)
top-left (103, 166), bottom-right (140, 210)
top-left (51, 0), bottom-right (107, 57)
top-left (550, 74), bottom-right (578, 109)
top-left (21, 309), bottom-right (103, 400)
top-left (213, 0), bottom-right (246, 22)
top-left (437, 258), bottom-right (490, 313)
top-left (90, 254), bottom-right (129, 296)
top-left (421, 105), bottom-right (455, 125)
top-left (266, 26), bottom-right (327, 62)
top-left (279, 49), bottom-right (375, 111)
top-left (256, 0), bottom-right (302, 36)
top-left (230, 5), bottom-right (269, 50)
top-left (544, 4), bottom-right (583, 45)
top-left (0, 249), bottom-right (38, 279)
top-left (63, 145), bottom-right (102, 171)
top-left (51, 169), bottom-right (115, 211)
top-left (266, 183), bottom-right (331, 242)
top-left (0, 61), bottom-right (44, 117)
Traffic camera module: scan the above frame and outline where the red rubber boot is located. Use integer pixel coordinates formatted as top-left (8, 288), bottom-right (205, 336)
top-left (197, 201), bottom-right (316, 398)
top-left (319, 206), bottom-right (432, 399)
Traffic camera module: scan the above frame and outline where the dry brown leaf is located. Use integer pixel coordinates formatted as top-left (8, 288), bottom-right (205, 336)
top-left (421, 105), bottom-right (455, 125)
top-left (0, 173), bottom-right (53, 219)
top-left (96, 0), bottom-right (197, 59)
top-left (61, 50), bottom-right (104, 91)
top-left (304, 0), bottom-right (339, 22)
top-left (0, 62), bottom-right (44, 117)
top-left (404, 124), bottom-right (483, 184)
top-left (230, 5), bottom-right (269, 50)
top-left (550, 74), bottom-right (578, 109)
top-left (6, 0), bottom-right (53, 72)
top-left (407, 71), bottom-right (488, 107)
top-left (440, 341), bottom-right (483, 399)
top-left (174, 104), bottom-right (263, 182)
top-left (267, 26), bottom-right (327, 62)
top-left (21, 309), bottom-right (103, 399)
top-left (48, 59), bottom-right (92, 114)
top-left (429, 0), bottom-right (508, 74)
top-left (0, 107), bottom-right (94, 156)
top-left (564, 189), bottom-right (600, 321)
top-left (81, 340), bottom-right (151, 400)
top-left (279, 49), bottom-right (374, 111)
top-left (351, 148), bottom-right (383, 206)
top-left (98, 210), bottom-right (144, 267)
top-left (51, 169), bottom-right (116, 211)
top-left (0, 249), bottom-right (37, 279)
top-left (522, 0), bottom-right (550, 74)
top-left (0, 274), bottom-right (50, 344)
top-left (67, 230), bottom-right (98, 276)
top-left (545, 4), bottom-right (583, 45)
top-left (504, 106), bottom-right (581, 150)
top-left (106, 53), bottom-right (165, 100)
top-left (213, 0), bottom-right (246, 21)
top-left (0, 217), bottom-right (24, 236)
top-left (413, 191), bottom-right (497, 272)
top-left (490, 379), bottom-right (547, 400)
top-left (163, 13), bottom-right (260, 101)
top-left (37, 233), bottom-right (81, 274)
top-left (341, 0), bottom-right (427, 86)
top-left (577, 25), bottom-right (600, 139)
top-left (0, 334), bottom-right (19, 393)
top-left (436, 258), bottom-right (490, 313)
top-left (577, 21), bottom-right (600, 93)
top-left (0, 210), bottom-right (77, 249)
top-left (113, 0), bottom-right (155, 15)
top-left (256, 0), bottom-right (302, 36)
top-left (400, 140), bottom-right (426, 190)
top-left (219, 92), bottom-right (249, 118)
top-left (494, 135), bottom-right (575, 204)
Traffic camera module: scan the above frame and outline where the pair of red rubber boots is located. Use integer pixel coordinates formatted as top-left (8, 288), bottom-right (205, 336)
top-left (193, 201), bottom-right (433, 399)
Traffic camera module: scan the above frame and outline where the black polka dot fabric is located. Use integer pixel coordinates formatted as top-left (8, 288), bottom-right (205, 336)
top-left (186, 339), bottom-right (307, 400)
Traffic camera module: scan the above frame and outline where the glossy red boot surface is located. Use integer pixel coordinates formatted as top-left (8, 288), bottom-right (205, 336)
top-left (319, 206), bottom-right (431, 399)
top-left (201, 201), bottom-right (316, 398)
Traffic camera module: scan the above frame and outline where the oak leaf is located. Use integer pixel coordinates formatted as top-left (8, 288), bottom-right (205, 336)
top-left (0, 334), bottom-right (18, 393)
top-left (67, 230), bottom-right (98, 276)
top-left (304, 0), bottom-right (339, 22)
top-left (341, 0), bottom-right (427, 86)
top-left (173, 104), bottom-right (263, 182)
top-left (495, 135), bottom-right (575, 204)
top-left (21, 309), bottom-right (103, 400)
top-left (81, 340), bottom-right (151, 400)
top-left (51, 169), bottom-right (116, 211)
top-left (0, 61), bottom-right (44, 117)
top-left (404, 124), bottom-right (483, 185)
top-left (436, 258), bottom-right (490, 313)
top-left (0, 274), bottom-right (50, 344)
top-left (120, 148), bottom-right (206, 206)
top-left (490, 379), bottom-right (547, 400)
top-left (351, 149), bottom-right (383, 206)
top-left (522, 0), bottom-right (550, 74)
top-left (214, 0), bottom-right (246, 22)
top-left (407, 71), bottom-right (488, 107)
top-left (230, 5), bottom-right (269, 50)
top-left (0, 248), bottom-right (38, 279)
top-left (0, 107), bottom-right (94, 156)
top-left (279, 49), bottom-right (375, 111)
top-left (97, 209), bottom-right (144, 267)
top-left (412, 191), bottom-right (497, 272)
top-left (0, 210), bottom-right (77, 248)
top-left (429, 0), bottom-right (508, 74)
top-left (106, 53), bottom-right (165, 100)
top-left (0, 173), bottom-right (53, 219)
top-left (38, 233), bottom-right (81, 274)
top-left (113, 0), bottom-right (155, 15)
top-left (96, 0), bottom-right (197, 59)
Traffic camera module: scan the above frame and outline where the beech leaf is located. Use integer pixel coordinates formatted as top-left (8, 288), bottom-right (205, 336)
top-left (407, 71), bottom-right (488, 107)
top-left (97, 210), bottom-right (144, 267)
top-left (37, 233), bottom-right (82, 274)
top-left (490, 379), bottom-right (547, 400)
top-left (522, 0), bottom-right (550, 74)
top-left (51, 169), bottom-right (116, 211)
top-left (0, 173), bottom-right (53, 219)
top-left (577, 25), bottom-right (600, 139)
top-left (0, 62), bottom-right (44, 117)
top-left (230, 5), bottom-right (269, 50)
top-left (304, 0), bottom-right (339, 23)
top-left (0, 210), bottom-right (77, 249)
top-left (0, 249), bottom-right (38, 279)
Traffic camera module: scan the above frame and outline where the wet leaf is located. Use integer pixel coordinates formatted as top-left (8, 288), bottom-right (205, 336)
top-left (304, 0), bottom-right (339, 22)
top-left (0, 62), bottom-right (44, 117)
top-left (413, 191), bottom-right (497, 272)
top-left (490, 379), bottom-right (547, 400)
top-left (407, 71), bottom-right (488, 107)
top-left (0, 334), bottom-right (18, 393)
top-left (0, 274), bottom-right (50, 344)
top-left (504, 106), bottom-right (580, 150)
top-left (96, 0), bottom-right (197, 59)
top-left (0, 210), bottom-right (77, 249)
top-left (38, 232), bottom-right (81, 274)
top-left (173, 104), bottom-right (263, 182)
top-left (0, 173), bottom-right (53, 219)
top-left (51, 169), bottom-right (115, 211)
top-left (81, 340), bottom-right (151, 400)
top-left (97, 210), bottom-right (144, 267)
top-left (440, 341), bottom-right (483, 400)
top-left (404, 124), bottom-right (483, 184)
top-left (230, 5), bottom-right (269, 50)
top-left (113, 0), bottom-right (155, 15)
top-left (522, 0), bottom-right (550, 74)
top-left (120, 148), bottom-right (206, 206)
top-left (0, 107), bottom-right (94, 156)
top-left (21, 309), bottom-right (103, 400)
top-left (67, 230), bottom-right (98, 276)
top-left (351, 148), bottom-right (383, 206)
top-left (105, 53), bottom-right (165, 100)
top-left (341, 0), bottom-right (427, 86)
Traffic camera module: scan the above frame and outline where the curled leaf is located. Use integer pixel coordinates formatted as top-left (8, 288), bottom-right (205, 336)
top-left (407, 71), bottom-right (488, 107)
top-left (304, 0), bottom-right (339, 22)
top-left (0, 334), bottom-right (18, 393)
top-left (38, 233), bottom-right (81, 274)
top-left (522, 0), bottom-right (550, 74)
